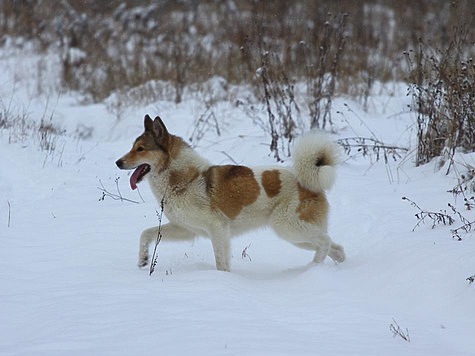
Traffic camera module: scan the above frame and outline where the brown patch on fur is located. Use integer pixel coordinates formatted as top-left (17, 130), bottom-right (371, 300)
top-left (296, 184), bottom-right (328, 223)
top-left (168, 135), bottom-right (189, 159)
top-left (261, 170), bottom-right (281, 198)
top-left (169, 166), bottom-right (200, 194)
top-left (204, 165), bottom-right (260, 219)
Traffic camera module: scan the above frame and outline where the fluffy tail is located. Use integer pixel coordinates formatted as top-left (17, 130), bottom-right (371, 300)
top-left (292, 131), bottom-right (339, 192)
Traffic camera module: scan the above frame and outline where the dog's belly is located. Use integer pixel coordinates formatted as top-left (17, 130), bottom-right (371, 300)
top-left (227, 199), bottom-right (275, 236)
top-left (163, 191), bottom-right (275, 238)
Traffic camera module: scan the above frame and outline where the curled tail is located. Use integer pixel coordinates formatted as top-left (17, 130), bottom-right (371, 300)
top-left (292, 131), bottom-right (339, 192)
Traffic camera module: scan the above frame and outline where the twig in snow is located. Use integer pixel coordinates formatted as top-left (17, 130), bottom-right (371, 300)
top-left (390, 318), bottom-right (410, 342)
top-left (447, 203), bottom-right (475, 240)
top-left (447, 166), bottom-right (475, 200)
top-left (450, 221), bottom-right (475, 241)
top-left (189, 107), bottom-right (221, 146)
top-left (220, 151), bottom-right (238, 165)
top-left (402, 196), bottom-right (455, 231)
top-left (97, 178), bottom-right (140, 204)
top-left (403, 197), bottom-right (474, 240)
top-left (149, 195), bottom-right (165, 276)
top-left (241, 243), bottom-right (252, 262)
top-left (7, 200), bottom-right (11, 227)
top-left (337, 137), bottom-right (408, 163)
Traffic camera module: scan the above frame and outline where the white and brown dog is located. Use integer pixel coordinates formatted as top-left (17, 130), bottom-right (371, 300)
top-left (116, 115), bottom-right (345, 271)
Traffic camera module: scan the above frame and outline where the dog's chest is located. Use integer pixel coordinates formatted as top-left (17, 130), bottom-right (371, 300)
top-left (162, 184), bottom-right (211, 226)
top-left (163, 194), bottom-right (191, 221)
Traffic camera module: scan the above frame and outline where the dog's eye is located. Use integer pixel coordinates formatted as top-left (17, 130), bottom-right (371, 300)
top-left (137, 146), bottom-right (144, 152)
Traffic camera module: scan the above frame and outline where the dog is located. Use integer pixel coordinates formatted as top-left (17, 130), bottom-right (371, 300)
top-left (116, 115), bottom-right (345, 272)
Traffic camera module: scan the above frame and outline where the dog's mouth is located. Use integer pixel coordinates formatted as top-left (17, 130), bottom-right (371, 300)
top-left (130, 164), bottom-right (151, 190)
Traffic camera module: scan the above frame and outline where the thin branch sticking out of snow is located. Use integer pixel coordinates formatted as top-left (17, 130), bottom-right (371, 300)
top-left (390, 318), bottom-right (410, 342)
top-left (149, 194), bottom-right (165, 276)
top-left (7, 200), bottom-right (11, 227)
top-left (97, 178), bottom-right (141, 204)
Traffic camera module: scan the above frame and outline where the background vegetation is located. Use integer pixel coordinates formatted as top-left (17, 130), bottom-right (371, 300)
top-left (1, 0), bottom-right (474, 164)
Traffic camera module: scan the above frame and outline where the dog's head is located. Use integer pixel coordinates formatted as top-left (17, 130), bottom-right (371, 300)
top-left (116, 115), bottom-right (171, 190)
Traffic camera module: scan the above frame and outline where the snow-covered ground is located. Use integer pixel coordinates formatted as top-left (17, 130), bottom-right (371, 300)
top-left (1, 46), bottom-right (474, 356)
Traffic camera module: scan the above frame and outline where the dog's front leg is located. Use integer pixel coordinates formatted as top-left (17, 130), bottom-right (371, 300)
top-left (208, 223), bottom-right (231, 272)
top-left (138, 223), bottom-right (195, 267)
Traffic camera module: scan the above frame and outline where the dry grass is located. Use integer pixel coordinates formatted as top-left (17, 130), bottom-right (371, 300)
top-left (1, 1), bottom-right (475, 164)
top-left (1, 1), bottom-right (473, 103)
top-left (0, 99), bottom-right (64, 159)
top-left (406, 30), bottom-right (475, 169)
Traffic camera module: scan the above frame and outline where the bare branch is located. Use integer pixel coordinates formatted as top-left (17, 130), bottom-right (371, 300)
top-left (97, 178), bottom-right (140, 204)
top-left (149, 194), bottom-right (166, 276)
top-left (390, 318), bottom-right (410, 342)
top-left (7, 200), bottom-right (11, 228)
top-left (241, 243), bottom-right (252, 262)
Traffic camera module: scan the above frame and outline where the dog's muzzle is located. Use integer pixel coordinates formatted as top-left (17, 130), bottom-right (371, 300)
top-left (116, 159), bottom-right (125, 169)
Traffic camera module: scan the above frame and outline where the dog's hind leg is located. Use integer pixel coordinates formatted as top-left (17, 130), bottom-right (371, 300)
top-left (292, 234), bottom-right (338, 264)
top-left (311, 232), bottom-right (331, 263)
top-left (138, 223), bottom-right (195, 268)
top-left (328, 242), bottom-right (345, 263)
top-left (270, 210), bottom-right (333, 265)
top-left (289, 230), bottom-right (332, 264)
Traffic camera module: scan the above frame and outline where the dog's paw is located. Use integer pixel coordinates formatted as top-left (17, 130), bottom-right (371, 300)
top-left (330, 248), bottom-right (346, 264)
top-left (137, 256), bottom-right (149, 268)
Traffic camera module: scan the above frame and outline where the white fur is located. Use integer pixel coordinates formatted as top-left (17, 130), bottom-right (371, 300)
top-left (292, 131), bottom-right (339, 192)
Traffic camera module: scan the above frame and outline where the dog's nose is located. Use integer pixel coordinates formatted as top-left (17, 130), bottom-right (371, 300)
top-left (116, 159), bottom-right (124, 169)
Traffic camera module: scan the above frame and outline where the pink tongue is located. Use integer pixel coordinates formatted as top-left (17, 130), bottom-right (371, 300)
top-left (130, 165), bottom-right (145, 190)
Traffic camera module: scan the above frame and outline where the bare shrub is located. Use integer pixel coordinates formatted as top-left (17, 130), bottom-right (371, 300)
top-left (405, 13), bottom-right (475, 169)
top-left (188, 78), bottom-right (229, 146)
top-left (402, 196), bottom-right (455, 231)
top-left (0, 100), bottom-right (64, 156)
top-left (256, 49), bottom-right (301, 162)
top-left (189, 107), bottom-right (221, 147)
top-left (448, 202), bottom-right (475, 241)
top-left (338, 137), bottom-right (408, 164)
top-left (447, 165), bottom-right (475, 199)
top-left (402, 196), bottom-right (474, 240)
top-left (301, 12), bottom-right (348, 129)
top-left (0, 105), bottom-right (33, 144)
top-left (38, 118), bottom-right (62, 152)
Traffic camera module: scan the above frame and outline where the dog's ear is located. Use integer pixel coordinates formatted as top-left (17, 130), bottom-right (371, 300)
top-left (144, 114), bottom-right (154, 132)
top-left (144, 114), bottom-right (169, 142)
top-left (144, 115), bottom-right (170, 148)
top-left (152, 116), bottom-right (169, 142)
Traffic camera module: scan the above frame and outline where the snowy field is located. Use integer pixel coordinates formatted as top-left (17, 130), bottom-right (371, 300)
top-left (1, 46), bottom-right (474, 356)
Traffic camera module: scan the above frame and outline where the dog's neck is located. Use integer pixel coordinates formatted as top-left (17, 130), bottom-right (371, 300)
top-left (147, 145), bottom-right (209, 199)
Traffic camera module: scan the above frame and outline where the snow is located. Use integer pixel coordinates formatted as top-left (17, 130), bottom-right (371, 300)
top-left (1, 46), bottom-right (475, 356)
